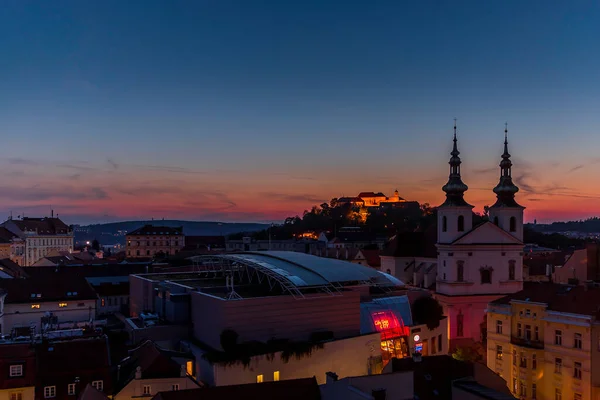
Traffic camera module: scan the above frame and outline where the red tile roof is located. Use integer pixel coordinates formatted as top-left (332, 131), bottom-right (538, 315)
top-left (0, 343), bottom-right (36, 390)
top-left (357, 249), bottom-right (381, 267)
top-left (8, 217), bottom-right (71, 235)
top-left (152, 378), bottom-right (321, 400)
top-left (79, 384), bottom-right (110, 400)
top-left (36, 337), bottom-right (112, 399)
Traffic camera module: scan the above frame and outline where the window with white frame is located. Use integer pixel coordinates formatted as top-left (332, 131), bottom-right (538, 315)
top-left (555, 330), bottom-right (562, 346)
top-left (143, 386), bottom-right (151, 395)
top-left (9, 365), bottom-right (23, 377)
top-left (91, 381), bottom-right (103, 392)
top-left (555, 388), bottom-right (561, 400)
top-left (172, 385), bottom-right (179, 391)
top-left (68, 384), bottom-right (76, 396)
top-left (574, 362), bottom-right (582, 380)
top-left (496, 320), bottom-right (502, 334)
top-left (554, 358), bottom-right (562, 374)
top-left (44, 386), bottom-right (56, 399)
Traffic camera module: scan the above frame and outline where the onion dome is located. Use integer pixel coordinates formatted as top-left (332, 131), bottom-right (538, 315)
top-left (441, 120), bottom-right (472, 207)
top-left (492, 124), bottom-right (523, 208)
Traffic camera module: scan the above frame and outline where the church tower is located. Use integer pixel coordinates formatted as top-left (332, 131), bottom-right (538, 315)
top-left (488, 124), bottom-right (525, 241)
top-left (437, 120), bottom-right (474, 244)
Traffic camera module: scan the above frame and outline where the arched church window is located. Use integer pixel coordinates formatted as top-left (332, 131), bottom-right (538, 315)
top-left (457, 310), bottom-right (464, 337)
top-left (442, 216), bottom-right (447, 232)
top-left (493, 217), bottom-right (499, 226)
top-left (456, 261), bottom-right (464, 282)
top-left (510, 217), bottom-right (517, 232)
top-left (509, 260), bottom-right (516, 281)
top-left (457, 215), bottom-right (465, 232)
top-left (480, 267), bottom-right (492, 284)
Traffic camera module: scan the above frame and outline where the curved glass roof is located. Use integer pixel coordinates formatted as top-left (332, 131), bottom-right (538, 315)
top-left (231, 251), bottom-right (402, 287)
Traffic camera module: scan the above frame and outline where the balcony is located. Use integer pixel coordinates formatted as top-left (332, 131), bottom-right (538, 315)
top-left (511, 336), bottom-right (544, 349)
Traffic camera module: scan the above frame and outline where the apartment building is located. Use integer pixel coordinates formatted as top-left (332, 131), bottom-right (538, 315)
top-left (487, 282), bottom-right (600, 400)
top-left (126, 225), bottom-right (184, 258)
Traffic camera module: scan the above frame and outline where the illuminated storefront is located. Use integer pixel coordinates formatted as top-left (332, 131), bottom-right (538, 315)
top-left (370, 310), bottom-right (410, 364)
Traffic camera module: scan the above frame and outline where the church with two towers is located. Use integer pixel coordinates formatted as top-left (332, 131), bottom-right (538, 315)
top-left (434, 123), bottom-right (525, 349)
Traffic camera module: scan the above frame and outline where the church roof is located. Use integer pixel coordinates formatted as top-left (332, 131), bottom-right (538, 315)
top-left (450, 221), bottom-right (523, 246)
top-left (440, 121), bottom-right (473, 208)
top-left (491, 125), bottom-right (524, 209)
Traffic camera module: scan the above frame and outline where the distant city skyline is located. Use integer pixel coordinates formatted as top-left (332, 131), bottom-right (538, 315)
top-left (1, 1), bottom-right (599, 225)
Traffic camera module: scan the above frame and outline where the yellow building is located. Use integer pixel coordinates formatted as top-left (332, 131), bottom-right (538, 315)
top-left (126, 225), bottom-right (184, 258)
top-left (487, 282), bottom-right (600, 400)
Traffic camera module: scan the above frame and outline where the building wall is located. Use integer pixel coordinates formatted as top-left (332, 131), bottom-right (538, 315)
top-left (1, 300), bottom-right (96, 335)
top-left (195, 333), bottom-right (382, 387)
top-left (487, 302), bottom-right (595, 400)
top-left (0, 387), bottom-right (35, 400)
top-left (126, 235), bottom-right (184, 258)
top-left (96, 295), bottom-right (128, 316)
top-left (0, 243), bottom-right (11, 259)
top-left (114, 376), bottom-right (198, 400)
top-left (437, 245), bottom-right (523, 296)
top-left (129, 275), bottom-right (157, 317)
top-left (408, 319), bottom-right (449, 356)
top-left (553, 248), bottom-right (587, 284)
top-left (191, 291), bottom-right (362, 351)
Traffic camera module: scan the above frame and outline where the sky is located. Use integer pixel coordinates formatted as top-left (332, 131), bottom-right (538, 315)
top-left (1, 0), bottom-right (599, 225)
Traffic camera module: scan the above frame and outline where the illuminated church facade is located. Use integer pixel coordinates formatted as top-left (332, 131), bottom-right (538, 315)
top-left (434, 122), bottom-right (525, 349)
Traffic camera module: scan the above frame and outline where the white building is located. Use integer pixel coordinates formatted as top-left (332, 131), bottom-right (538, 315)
top-left (0, 273), bottom-right (97, 336)
top-left (1, 216), bottom-right (74, 266)
top-left (434, 123), bottom-right (525, 348)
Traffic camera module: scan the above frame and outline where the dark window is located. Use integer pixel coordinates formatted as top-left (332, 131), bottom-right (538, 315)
top-left (480, 269), bottom-right (492, 284)
top-left (458, 215), bottom-right (465, 232)
top-left (438, 334), bottom-right (442, 351)
top-left (136, 250), bottom-right (140, 256)
top-left (442, 216), bottom-right (447, 232)
top-left (510, 217), bottom-right (517, 232)
top-left (456, 311), bottom-right (464, 337)
top-left (493, 216), bottom-right (499, 225)
top-left (457, 261), bottom-right (464, 282)
top-left (509, 260), bottom-right (516, 280)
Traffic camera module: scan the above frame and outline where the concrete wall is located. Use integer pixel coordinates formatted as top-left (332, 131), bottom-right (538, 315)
top-left (195, 333), bottom-right (382, 387)
top-left (1, 300), bottom-right (96, 335)
top-left (191, 291), bottom-right (362, 350)
top-left (129, 275), bottom-right (156, 317)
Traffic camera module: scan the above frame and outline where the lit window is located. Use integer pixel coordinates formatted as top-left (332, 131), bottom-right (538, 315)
top-left (31, 304), bottom-right (40, 309)
top-left (58, 303), bottom-right (67, 308)
top-left (273, 371), bottom-right (280, 381)
top-left (68, 384), bottom-right (76, 396)
top-left (91, 381), bottom-right (103, 392)
top-left (172, 385), bottom-right (179, 391)
top-left (10, 392), bottom-right (22, 400)
top-left (256, 374), bottom-right (264, 383)
top-left (101, 298), bottom-right (105, 307)
top-left (9, 365), bottom-right (23, 377)
top-left (44, 386), bottom-right (56, 399)
top-left (143, 386), bottom-right (151, 395)
top-left (186, 361), bottom-right (193, 376)
top-left (496, 345), bottom-right (503, 360)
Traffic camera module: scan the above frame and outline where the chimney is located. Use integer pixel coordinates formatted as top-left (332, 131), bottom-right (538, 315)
top-left (372, 389), bottom-right (387, 400)
top-left (325, 371), bottom-right (338, 384)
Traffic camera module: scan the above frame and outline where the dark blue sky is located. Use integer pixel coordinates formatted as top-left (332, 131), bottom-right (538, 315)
top-left (0, 0), bottom-right (599, 223)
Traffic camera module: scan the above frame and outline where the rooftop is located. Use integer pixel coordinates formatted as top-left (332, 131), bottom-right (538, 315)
top-left (490, 282), bottom-right (600, 317)
top-left (152, 378), bottom-right (320, 400)
top-left (3, 217), bottom-right (71, 235)
top-left (127, 225), bottom-right (183, 236)
top-left (0, 273), bottom-right (98, 303)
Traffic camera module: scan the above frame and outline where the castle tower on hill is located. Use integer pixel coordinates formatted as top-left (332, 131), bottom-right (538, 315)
top-left (434, 121), bottom-right (525, 348)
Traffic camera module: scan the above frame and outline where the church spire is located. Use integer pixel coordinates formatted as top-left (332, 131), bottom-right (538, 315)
top-left (492, 123), bottom-right (522, 208)
top-left (441, 119), bottom-right (472, 207)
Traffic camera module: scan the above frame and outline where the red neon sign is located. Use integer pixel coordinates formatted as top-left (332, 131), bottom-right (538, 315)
top-left (371, 311), bottom-right (409, 339)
